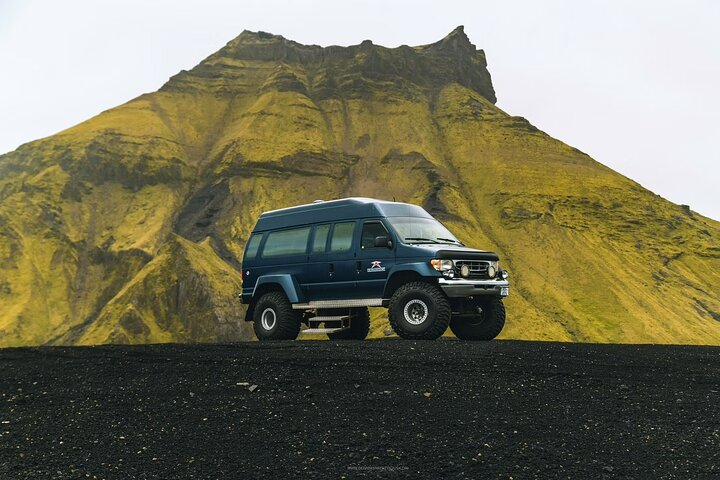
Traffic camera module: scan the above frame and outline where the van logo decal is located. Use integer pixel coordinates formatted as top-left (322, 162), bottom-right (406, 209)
top-left (367, 261), bottom-right (386, 272)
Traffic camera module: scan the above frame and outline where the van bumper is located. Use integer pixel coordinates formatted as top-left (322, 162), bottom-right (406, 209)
top-left (239, 291), bottom-right (252, 304)
top-left (437, 278), bottom-right (509, 298)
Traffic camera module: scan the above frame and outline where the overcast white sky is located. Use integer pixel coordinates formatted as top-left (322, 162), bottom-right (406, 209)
top-left (1, 0), bottom-right (718, 220)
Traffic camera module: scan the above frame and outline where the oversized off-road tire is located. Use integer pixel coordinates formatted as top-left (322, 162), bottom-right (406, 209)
top-left (326, 307), bottom-right (370, 340)
top-left (449, 297), bottom-right (506, 341)
top-left (253, 292), bottom-right (302, 341)
top-left (388, 282), bottom-right (450, 340)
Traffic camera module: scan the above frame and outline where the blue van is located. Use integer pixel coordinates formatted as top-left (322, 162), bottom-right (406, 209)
top-left (240, 198), bottom-right (509, 341)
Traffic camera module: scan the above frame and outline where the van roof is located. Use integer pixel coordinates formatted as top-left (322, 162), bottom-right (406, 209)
top-left (253, 197), bottom-right (433, 232)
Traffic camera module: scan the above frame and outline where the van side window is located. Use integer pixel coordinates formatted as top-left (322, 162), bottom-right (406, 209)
top-left (261, 227), bottom-right (311, 258)
top-left (330, 222), bottom-right (355, 253)
top-left (361, 221), bottom-right (389, 249)
top-left (312, 224), bottom-right (330, 253)
top-left (244, 233), bottom-right (263, 259)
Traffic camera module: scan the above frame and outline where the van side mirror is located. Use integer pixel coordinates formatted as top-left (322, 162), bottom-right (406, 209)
top-left (374, 235), bottom-right (392, 248)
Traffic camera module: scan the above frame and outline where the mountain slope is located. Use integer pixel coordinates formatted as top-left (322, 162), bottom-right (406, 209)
top-left (0, 26), bottom-right (718, 346)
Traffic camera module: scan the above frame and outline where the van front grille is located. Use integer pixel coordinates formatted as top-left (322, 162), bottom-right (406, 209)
top-left (454, 260), bottom-right (490, 279)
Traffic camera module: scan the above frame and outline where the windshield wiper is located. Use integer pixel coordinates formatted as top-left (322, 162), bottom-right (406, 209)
top-left (436, 237), bottom-right (464, 246)
top-left (404, 237), bottom-right (440, 244)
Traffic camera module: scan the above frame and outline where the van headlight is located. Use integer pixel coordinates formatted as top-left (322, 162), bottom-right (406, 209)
top-left (431, 259), bottom-right (453, 272)
top-left (431, 259), bottom-right (455, 279)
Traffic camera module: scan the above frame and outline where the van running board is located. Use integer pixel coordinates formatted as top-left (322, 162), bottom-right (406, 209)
top-left (302, 328), bottom-right (347, 334)
top-left (293, 299), bottom-right (383, 309)
top-left (311, 315), bottom-right (352, 322)
top-left (301, 314), bottom-right (351, 335)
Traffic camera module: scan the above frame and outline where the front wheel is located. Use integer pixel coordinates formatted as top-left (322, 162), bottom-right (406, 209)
top-left (253, 292), bottom-right (302, 341)
top-left (449, 297), bottom-right (505, 341)
top-left (388, 282), bottom-right (450, 340)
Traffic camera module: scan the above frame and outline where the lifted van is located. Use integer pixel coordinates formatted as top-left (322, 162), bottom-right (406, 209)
top-left (240, 198), bottom-right (509, 341)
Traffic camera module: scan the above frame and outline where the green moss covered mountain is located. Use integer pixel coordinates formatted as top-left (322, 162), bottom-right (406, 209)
top-left (1, 27), bottom-right (718, 346)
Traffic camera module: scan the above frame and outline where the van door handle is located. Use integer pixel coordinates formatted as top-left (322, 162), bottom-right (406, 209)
top-left (328, 263), bottom-right (334, 276)
top-left (356, 261), bottom-right (362, 273)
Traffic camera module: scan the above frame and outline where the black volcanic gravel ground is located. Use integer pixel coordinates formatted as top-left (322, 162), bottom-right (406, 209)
top-left (1, 340), bottom-right (719, 479)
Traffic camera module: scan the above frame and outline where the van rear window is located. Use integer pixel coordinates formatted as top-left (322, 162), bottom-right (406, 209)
top-left (262, 227), bottom-right (311, 258)
top-left (244, 233), bottom-right (263, 259)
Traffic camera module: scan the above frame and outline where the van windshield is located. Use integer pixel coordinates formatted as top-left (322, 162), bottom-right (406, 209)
top-left (386, 217), bottom-right (462, 245)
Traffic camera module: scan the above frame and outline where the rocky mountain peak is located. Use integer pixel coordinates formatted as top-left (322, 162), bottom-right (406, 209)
top-left (431, 25), bottom-right (474, 52)
top-left (166, 27), bottom-right (497, 103)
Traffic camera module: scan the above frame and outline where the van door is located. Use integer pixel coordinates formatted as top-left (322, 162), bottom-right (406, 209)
top-left (355, 219), bottom-right (396, 299)
top-left (307, 221), bottom-right (359, 300)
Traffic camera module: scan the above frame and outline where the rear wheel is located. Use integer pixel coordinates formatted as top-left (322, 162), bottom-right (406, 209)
top-left (449, 297), bottom-right (505, 341)
top-left (253, 292), bottom-right (302, 341)
top-left (326, 307), bottom-right (370, 340)
top-left (388, 282), bottom-right (450, 340)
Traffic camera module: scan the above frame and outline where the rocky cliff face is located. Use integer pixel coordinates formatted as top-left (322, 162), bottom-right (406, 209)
top-left (164, 26), bottom-right (495, 103)
top-left (0, 27), bottom-right (718, 346)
